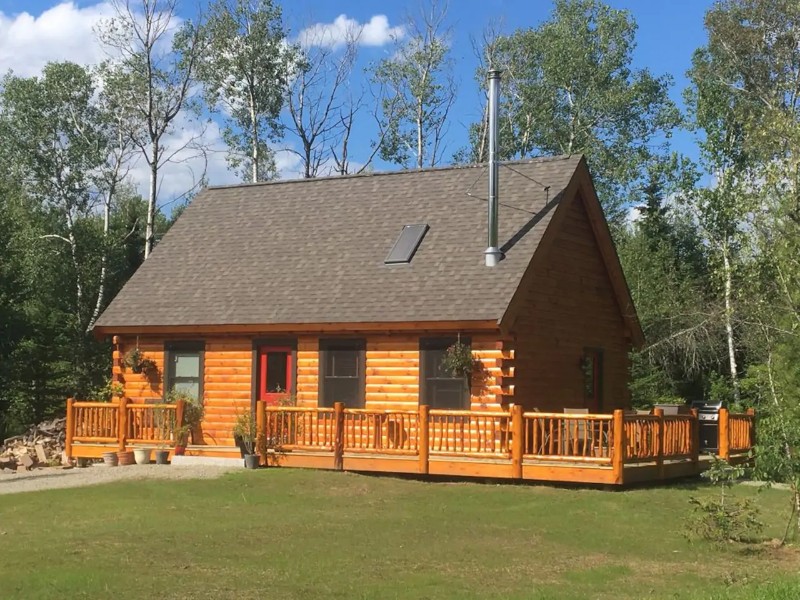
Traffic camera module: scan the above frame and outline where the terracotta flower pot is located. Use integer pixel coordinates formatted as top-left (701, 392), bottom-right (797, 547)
top-left (117, 451), bottom-right (135, 466)
top-left (102, 452), bottom-right (118, 467)
top-left (174, 446), bottom-right (186, 456)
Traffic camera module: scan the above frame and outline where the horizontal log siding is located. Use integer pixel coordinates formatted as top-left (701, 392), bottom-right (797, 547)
top-left (202, 339), bottom-right (251, 445)
top-left (117, 336), bottom-right (252, 446)
top-left (116, 332), bottom-right (504, 447)
top-left (116, 339), bottom-right (164, 402)
top-left (296, 337), bottom-right (319, 408)
top-left (512, 195), bottom-right (631, 412)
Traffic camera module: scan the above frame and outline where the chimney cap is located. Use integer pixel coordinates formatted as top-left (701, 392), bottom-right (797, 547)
top-left (487, 68), bottom-right (503, 79)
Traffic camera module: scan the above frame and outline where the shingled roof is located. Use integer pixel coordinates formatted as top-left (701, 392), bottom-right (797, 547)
top-left (95, 155), bottom-right (586, 330)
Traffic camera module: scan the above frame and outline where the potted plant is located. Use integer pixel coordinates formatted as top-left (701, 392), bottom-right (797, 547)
top-left (233, 412), bottom-right (259, 469)
top-left (123, 347), bottom-right (159, 379)
top-left (441, 336), bottom-right (475, 379)
top-left (153, 408), bottom-right (173, 464)
top-left (174, 425), bottom-right (190, 456)
top-left (167, 389), bottom-right (204, 445)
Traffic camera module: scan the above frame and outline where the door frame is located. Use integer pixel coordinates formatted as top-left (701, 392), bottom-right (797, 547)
top-left (251, 338), bottom-right (297, 412)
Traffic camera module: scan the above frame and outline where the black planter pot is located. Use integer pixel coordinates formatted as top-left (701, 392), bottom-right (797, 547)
top-left (155, 450), bottom-right (170, 465)
top-left (243, 454), bottom-right (259, 469)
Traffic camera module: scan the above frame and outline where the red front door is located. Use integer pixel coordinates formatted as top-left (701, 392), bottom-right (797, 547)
top-left (257, 346), bottom-right (293, 405)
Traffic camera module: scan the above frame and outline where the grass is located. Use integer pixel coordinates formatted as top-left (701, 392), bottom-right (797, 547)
top-left (1, 469), bottom-right (799, 599)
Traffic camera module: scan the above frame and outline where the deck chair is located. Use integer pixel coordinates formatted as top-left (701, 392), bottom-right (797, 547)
top-left (562, 408), bottom-right (590, 455)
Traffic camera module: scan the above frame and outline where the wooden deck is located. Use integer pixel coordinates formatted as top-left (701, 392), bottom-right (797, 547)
top-left (64, 400), bottom-right (754, 486)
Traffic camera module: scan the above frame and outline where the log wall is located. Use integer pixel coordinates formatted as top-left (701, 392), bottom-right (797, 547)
top-left (510, 193), bottom-right (632, 412)
top-left (115, 333), bottom-right (505, 447)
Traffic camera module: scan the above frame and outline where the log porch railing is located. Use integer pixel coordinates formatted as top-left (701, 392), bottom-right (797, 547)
top-left (65, 399), bottom-right (756, 485)
top-left (65, 398), bottom-right (183, 457)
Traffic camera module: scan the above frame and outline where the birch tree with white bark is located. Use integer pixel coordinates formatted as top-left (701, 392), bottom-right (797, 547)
top-left (369, 0), bottom-right (456, 169)
top-left (96, 0), bottom-right (207, 259)
top-left (198, 0), bottom-right (290, 183)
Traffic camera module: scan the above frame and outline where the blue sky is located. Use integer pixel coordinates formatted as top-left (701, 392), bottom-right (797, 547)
top-left (0, 0), bottom-right (713, 193)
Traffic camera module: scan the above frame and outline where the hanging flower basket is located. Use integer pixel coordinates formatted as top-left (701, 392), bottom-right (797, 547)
top-left (441, 338), bottom-right (474, 379)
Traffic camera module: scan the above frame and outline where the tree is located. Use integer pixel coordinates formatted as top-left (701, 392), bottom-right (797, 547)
top-left (97, 0), bottom-right (207, 259)
top-left (617, 158), bottom-right (720, 406)
top-left (369, 0), bottom-right (456, 169)
top-left (284, 24), bottom-right (361, 178)
top-left (198, 0), bottom-right (290, 182)
top-left (0, 63), bottom-right (105, 332)
top-left (687, 0), bottom-right (800, 538)
top-left (469, 0), bottom-right (680, 223)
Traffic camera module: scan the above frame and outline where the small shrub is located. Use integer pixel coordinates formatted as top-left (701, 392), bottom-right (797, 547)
top-left (90, 379), bottom-right (124, 402)
top-left (685, 457), bottom-right (763, 546)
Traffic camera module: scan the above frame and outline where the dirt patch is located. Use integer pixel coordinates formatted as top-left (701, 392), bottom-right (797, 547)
top-left (0, 463), bottom-right (237, 495)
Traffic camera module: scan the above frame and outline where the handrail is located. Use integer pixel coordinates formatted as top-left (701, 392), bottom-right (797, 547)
top-left (523, 413), bottom-right (614, 464)
top-left (72, 401), bottom-right (120, 408)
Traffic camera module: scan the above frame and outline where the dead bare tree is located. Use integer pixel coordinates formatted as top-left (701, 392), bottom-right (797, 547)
top-left (284, 25), bottom-right (360, 178)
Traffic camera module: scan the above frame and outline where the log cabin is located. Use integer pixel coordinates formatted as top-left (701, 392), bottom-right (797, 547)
top-left (69, 71), bottom-right (756, 484)
top-left (90, 152), bottom-right (643, 457)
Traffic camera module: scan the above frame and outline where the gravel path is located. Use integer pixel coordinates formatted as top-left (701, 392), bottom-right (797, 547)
top-left (0, 464), bottom-right (238, 495)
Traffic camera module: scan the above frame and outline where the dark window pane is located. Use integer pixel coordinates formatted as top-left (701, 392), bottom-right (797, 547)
top-left (421, 337), bottom-right (470, 410)
top-left (385, 223), bottom-right (429, 264)
top-left (266, 352), bottom-right (289, 393)
top-left (320, 340), bottom-right (365, 409)
top-left (329, 350), bottom-right (358, 378)
top-left (324, 378), bottom-right (360, 406)
top-left (427, 380), bottom-right (466, 410)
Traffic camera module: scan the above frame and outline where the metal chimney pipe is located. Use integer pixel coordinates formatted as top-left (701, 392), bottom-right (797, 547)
top-left (485, 69), bottom-right (504, 267)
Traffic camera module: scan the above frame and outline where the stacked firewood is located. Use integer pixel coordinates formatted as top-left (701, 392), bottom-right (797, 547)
top-left (0, 417), bottom-right (67, 473)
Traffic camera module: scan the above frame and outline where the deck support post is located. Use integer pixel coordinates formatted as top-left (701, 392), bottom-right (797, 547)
top-left (256, 400), bottom-right (266, 466)
top-left (65, 398), bottom-right (75, 460)
top-left (654, 408), bottom-right (665, 481)
top-left (118, 397), bottom-right (128, 452)
top-left (418, 404), bottom-right (430, 474)
top-left (612, 409), bottom-right (625, 485)
top-left (334, 402), bottom-right (345, 471)
top-left (718, 407), bottom-right (730, 461)
top-left (511, 404), bottom-right (523, 479)
top-left (690, 408), bottom-right (700, 474)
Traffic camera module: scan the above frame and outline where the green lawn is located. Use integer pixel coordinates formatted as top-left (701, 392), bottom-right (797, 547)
top-left (1, 470), bottom-right (799, 599)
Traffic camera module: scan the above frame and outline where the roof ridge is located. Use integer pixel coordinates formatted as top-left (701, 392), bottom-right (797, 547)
top-left (206, 154), bottom-right (580, 191)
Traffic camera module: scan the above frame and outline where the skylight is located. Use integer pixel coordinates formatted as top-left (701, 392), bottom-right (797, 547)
top-left (384, 224), bottom-right (429, 265)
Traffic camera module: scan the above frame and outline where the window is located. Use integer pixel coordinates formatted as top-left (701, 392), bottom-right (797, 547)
top-left (385, 224), bottom-right (429, 264)
top-left (581, 348), bottom-right (603, 412)
top-left (165, 342), bottom-right (204, 400)
top-left (319, 339), bottom-right (365, 408)
top-left (420, 337), bottom-right (471, 410)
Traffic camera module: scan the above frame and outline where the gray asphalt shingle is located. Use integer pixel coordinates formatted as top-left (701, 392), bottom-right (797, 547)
top-left (94, 155), bottom-right (583, 328)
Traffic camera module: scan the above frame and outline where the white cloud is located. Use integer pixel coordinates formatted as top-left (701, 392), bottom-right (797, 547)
top-left (0, 2), bottom-right (113, 77)
top-left (297, 14), bottom-right (404, 50)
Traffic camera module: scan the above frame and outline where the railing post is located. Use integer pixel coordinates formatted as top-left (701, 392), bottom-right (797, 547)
top-left (747, 407), bottom-right (756, 449)
top-left (334, 402), bottom-right (345, 471)
top-left (654, 407), bottom-right (665, 480)
top-left (511, 404), bottom-right (523, 479)
top-left (175, 398), bottom-right (186, 428)
top-left (690, 408), bottom-right (700, 474)
top-left (612, 409), bottom-right (625, 485)
top-left (65, 398), bottom-right (75, 460)
top-left (418, 404), bottom-right (430, 474)
top-left (256, 400), bottom-right (266, 466)
top-left (118, 397), bottom-right (128, 452)
top-left (718, 407), bottom-right (730, 461)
